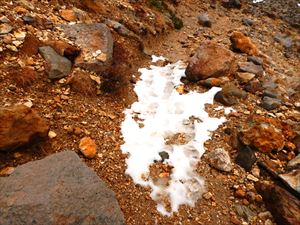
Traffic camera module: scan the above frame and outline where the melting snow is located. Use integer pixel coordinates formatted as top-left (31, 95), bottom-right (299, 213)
top-left (121, 59), bottom-right (227, 215)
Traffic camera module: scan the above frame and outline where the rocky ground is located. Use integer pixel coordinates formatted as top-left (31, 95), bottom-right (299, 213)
top-left (0, 0), bottom-right (299, 225)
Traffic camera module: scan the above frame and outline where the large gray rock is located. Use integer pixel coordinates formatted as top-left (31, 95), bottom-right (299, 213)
top-left (61, 23), bottom-right (113, 74)
top-left (39, 46), bottom-right (72, 79)
top-left (0, 151), bottom-right (125, 225)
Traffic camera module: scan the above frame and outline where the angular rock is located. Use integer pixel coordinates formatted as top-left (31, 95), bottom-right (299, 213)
top-left (67, 70), bottom-right (97, 95)
top-left (236, 72), bottom-right (255, 83)
top-left (235, 144), bottom-right (257, 171)
top-left (197, 14), bottom-right (212, 27)
top-left (240, 116), bottom-right (294, 153)
top-left (0, 151), bottom-right (125, 225)
top-left (222, 0), bottom-right (242, 9)
top-left (60, 9), bottom-right (77, 22)
top-left (288, 154), bottom-right (300, 169)
top-left (61, 23), bottom-right (113, 74)
top-left (261, 96), bottom-right (282, 110)
top-left (0, 23), bottom-right (13, 34)
top-left (235, 205), bottom-right (255, 222)
top-left (185, 42), bottom-right (235, 81)
top-left (214, 84), bottom-right (247, 106)
top-left (0, 105), bottom-right (49, 151)
top-left (244, 79), bottom-right (263, 94)
top-left (279, 169), bottom-right (300, 193)
top-left (238, 62), bottom-right (264, 76)
top-left (247, 56), bottom-right (263, 65)
top-left (207, 148), bottom-right (232, 172)
top-left (274, 34), bottom-right (293, 48)
top-left (79, 137), bottom-right (97, 159)
top-left (39, 46), bottom-right (72, 79)
top-left (230, 31), bottom-right (258, 55)
top-left (255, 181), bottom-right (300, 225)
top-left (242, 18), bottom-right (254, 26)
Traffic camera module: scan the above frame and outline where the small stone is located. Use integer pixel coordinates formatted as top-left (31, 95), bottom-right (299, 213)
top-left (236, 72), bottom-right (255, 83)
top-left (96, 53), bottom-right (107, 62)
top-left (235, 189), bottom-right (246, 198)
top-left (203, 192), bottom-right (213, 200)
top-left (23, 100), bottom-right (33, 108)
top-left (230, 31), bottom-right (258, 55)
top-left (197, 14), bottom-right (212, 27)
top-left (60, 9), bottom-right (77, 22)
top-left (235, 205), bottom-right (255, 222)
top-left (247, 56), bottom-right (263, 65)
top-left (235, 145), bottom-right (257, 171)
top-left (274, 34), bottom-right (293, 48)
top-left (247, 174), bottom-right (259, 182)
top-left (242, 18), bottom-right (254, 26)
top-left (238, 62), bottom-right (264, 76)
top-left (207, 148), bottom-right (232, 172)
top-left (261, 96), bottom-right (282, 110)
top-left (14, 31), bottom-right (26, 41)
top-left (48, 130), bottom-right (57, 139)
top-left (0, 23), bottom-right (13, 34)
top-left (39, 46), bottom-right (72, 79)
top-left (22, 15), bottom-right (35, 24)
top-left (0, 16), bottom-right (10, 23)
top-left (79, 137), bottom-right (97, 159)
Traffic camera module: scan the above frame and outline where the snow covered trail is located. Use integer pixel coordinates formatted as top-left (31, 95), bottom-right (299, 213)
top-left (121, 58), bottom-right (227, 215)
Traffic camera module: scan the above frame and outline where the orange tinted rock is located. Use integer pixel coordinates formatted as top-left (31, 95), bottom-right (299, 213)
top-left (19, 33), bottom-right (41, 56)
top-left (67, 70), bottom-right (97, 96)
top-left (60, 9), bottom-right (77, 22)
top-left (0, 105), bottom-right (49, 151)
top-left (79, 137), bottom-right (97, 159)
top-left (230, 31), bottom-right (259, 56)
top-left (240, 115), bottom-right (295, 153)
top-left (46, 40), bottom-right (80, 61)
top-left (185, 42), bottom-right (235, 81)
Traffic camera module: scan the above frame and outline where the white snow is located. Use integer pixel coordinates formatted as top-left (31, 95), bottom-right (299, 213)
top-left (121, 59), bottom-right (227, 215)
top-left (253, 0), bottom-right (264, 3)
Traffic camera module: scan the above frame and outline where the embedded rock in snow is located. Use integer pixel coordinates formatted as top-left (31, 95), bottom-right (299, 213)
top-left (207, 148), bottom-right (232, 172)
top-left (0, 151), bottom-right (125, 225)
top-left (197, 14), bottom-right (212, 27)
top-left (61, 23), bottom-right (113, 74)
top-left (214, 84), bottom-right (247, 106)
top-left (39, 46), bottom-right (72, 79)
top-left (261, 96), bottom-right (282, 110)
top-left (185, 42), bottom-right (235, 81)
top-left (279, 169), bottom-right (300, 193)
top-left (238, 62), bottom-right (264, 76)
top-left (230, 31), bottom-right (258, 55)
top-left (0, 105), bottom-right (49, 151)
top-left (255, 181), bottom-right (300, 225)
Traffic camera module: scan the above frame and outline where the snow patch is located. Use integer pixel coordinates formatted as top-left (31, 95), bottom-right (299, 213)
top-left (121, 60), bottom-right (226, 215)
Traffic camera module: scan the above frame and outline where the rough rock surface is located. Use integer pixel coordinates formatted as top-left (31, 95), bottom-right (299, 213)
top-left (39, 46), bottom-right (72, 79)
top-left (61, 23), bottom-right (113, 74)
top-left (185, 42), bottom-right (235, 81)
top-left (256, 181), bottom-right (300, 225)
top-left (207, 148), bottom-right (232, 172)
top-left (0, 151), bottom-right (125, 225)
top-left (0, 105), bottom-right (49, 151)
top-left (279, 170), bottom-right (300, 193)
top-left (230, 31), bottom-right (258, 55)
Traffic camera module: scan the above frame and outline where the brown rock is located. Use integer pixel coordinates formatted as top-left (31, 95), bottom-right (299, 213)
top-left (240, 115), bottom-right (295, 153)
top-left (45, 40), bottom-right (81, 62)
top-left (185, 42), bottom-right (235, 81)
top-left (0, 105), bottom-right (49, 151)
top-left (256, 181), bottom-right (300, 225)
top-left (61, 23), bottom-right (113, 74)
top-left (60, 9), bottom-right (77, 22)
top-left (67, 70), bottom-right (97, 95)
top-left (230, 31), bottom-right (259, 56)
top-left (214, 84), bottom-right (247, 106)
top-left (12, 66), bottom-right (37, 87)
top-left (19, 33), bottom-right (41, 56)
top-left (79, 137), bottom-right (97, 159)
